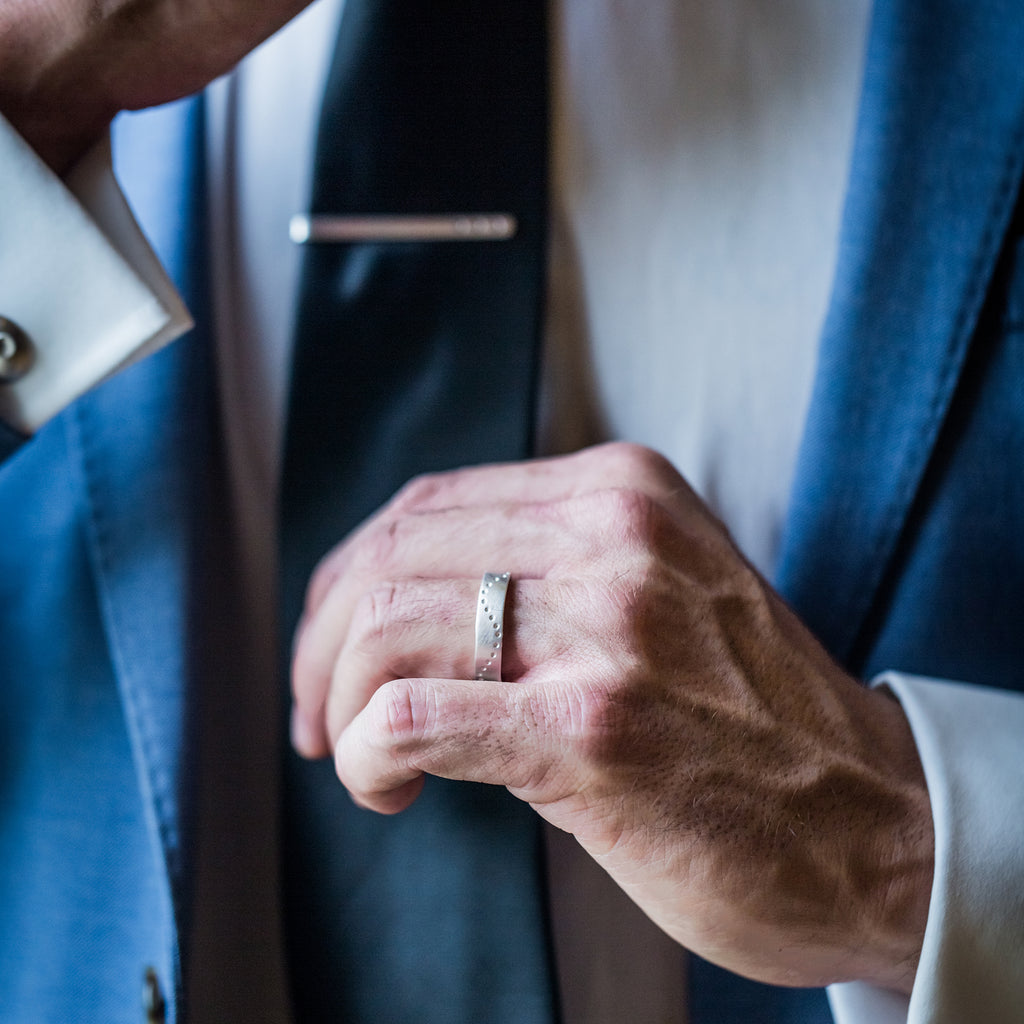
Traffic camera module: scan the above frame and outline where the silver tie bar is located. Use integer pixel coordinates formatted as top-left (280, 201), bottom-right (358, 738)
top-left (289, 213), bottom-right (517, 244)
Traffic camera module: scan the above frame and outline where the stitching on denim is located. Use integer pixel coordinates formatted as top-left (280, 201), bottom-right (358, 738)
top-left (65, 403), bottom-right (184, 1001)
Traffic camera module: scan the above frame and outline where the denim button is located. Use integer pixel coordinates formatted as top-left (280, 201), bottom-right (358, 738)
top-left (142, 966), bottom-right (166, 1023)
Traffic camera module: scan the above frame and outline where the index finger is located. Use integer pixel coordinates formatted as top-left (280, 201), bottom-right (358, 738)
top-left (307, 442), bottom-right (691, 615)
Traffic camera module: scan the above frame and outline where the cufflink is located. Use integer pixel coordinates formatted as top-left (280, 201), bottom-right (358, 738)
top-left (0, 317), bottom-right (34, 383)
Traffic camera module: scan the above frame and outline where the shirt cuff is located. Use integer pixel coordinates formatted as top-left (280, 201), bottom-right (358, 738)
top-left (829, 673), bottom-right (1024, 1024)
top-left (0, 113), bottom-right (191, 435)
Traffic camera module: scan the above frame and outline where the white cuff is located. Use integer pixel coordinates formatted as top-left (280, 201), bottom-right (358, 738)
top-left (0, 113), bottom-right (190, 434)
top-left (829, 673), bottom-right (1024, 1024)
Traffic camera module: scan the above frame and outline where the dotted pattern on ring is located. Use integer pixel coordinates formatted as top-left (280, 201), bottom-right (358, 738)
top-left (476, 572), bottom-right (510, 680)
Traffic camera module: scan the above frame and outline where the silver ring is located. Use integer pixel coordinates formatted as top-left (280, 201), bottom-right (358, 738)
top-left (475, 572), bottom-right (510, 681)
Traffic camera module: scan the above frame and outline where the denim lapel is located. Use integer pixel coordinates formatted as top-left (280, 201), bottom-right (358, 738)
top-left (65, 96), bottom-right (214, 993)
top-left (775, 0), bottom-right (1024, 670)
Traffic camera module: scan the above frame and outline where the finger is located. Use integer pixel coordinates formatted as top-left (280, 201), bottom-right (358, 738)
top-left (334, 677), bottom-right (575, 814)
top-left (290, 702), bottom-right (332, 759)
top-left (320, 579), bottom-right (487, 749)
top-left (305, 442), bottom-right (692, 615)
top-left (291, 488), bottom-right (647, 752)
top-left (321, 577), bottom-right (584, 745)
top-left (304, 495), bottom-right (559, 624)
top-left (409, 441), bottom-right (702, 515)
top-left (388, 442), bottom-right (686, 515)
top-left (292, 497), bottom-right (586, 729)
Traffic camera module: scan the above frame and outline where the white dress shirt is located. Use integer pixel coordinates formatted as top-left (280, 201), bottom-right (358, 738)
top-left (0, 119), bottom-right (187, 433)
top-left (202, 3), bottom-right (869, 1021)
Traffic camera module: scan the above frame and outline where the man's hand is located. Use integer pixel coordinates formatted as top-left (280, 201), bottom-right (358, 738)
top-left (290, 442), bottom-right (935, 993)
top-left (0, 0), bottom-right (311, 172)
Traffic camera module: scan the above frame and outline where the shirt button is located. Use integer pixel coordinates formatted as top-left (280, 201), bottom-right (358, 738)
top-left (0, 316), bottom-right (34, 383)
top-left (142, 966), bottom-right (166, 1023)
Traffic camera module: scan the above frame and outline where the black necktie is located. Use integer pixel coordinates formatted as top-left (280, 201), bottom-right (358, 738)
top-left (279, 3), bottom-right (558, 1021)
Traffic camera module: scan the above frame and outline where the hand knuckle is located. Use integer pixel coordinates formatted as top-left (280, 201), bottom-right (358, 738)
top-left (392, 471), bottom-right (444, 511)
top-left (592, 486), bottom-right (660, 548)
top-left (598, 441), bottom-right (676, 483)
top-left (353, 517), bottom-right (401, 578)
top-left (571, 680), bottom-right (644, 768)
top-left (350, 581), bottom-right (400, 653)
top-left (373, 680), bottom-right (431, 745)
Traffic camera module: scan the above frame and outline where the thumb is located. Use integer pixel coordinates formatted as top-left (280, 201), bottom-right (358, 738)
top-left (334, 677), bottom-right (567, 814)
